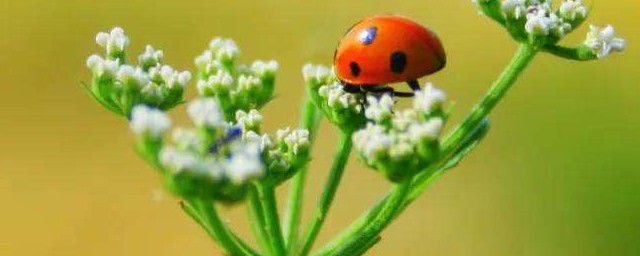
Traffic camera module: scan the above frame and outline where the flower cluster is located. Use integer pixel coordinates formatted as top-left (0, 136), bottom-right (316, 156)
top-left (195, 38), bottom-right (278, 121)
top-left (236, 109), bottom-right (311, 186)
top-left (86, 27), bottom-right (191, 117)
top-left (353, 84), bottom-right (448, 182)
top-left (304, 64), bottom-right (366, 132)
top-left (130, 99), bottom-right (265, 203)
top-left (473, 0), bottom-right (625, 59)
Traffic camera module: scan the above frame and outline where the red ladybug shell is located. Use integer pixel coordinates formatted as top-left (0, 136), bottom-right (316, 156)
top-left (334, 15), bottom-right (446, 85)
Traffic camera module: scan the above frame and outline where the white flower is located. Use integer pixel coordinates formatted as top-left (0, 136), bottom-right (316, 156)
top-left (413, 83), bottom-right (446, 113)
top-left (409, 118), bottom-right (444, 141)
top-left (195, 50), bottom-right (214, 71)
top-left (353, 124), bottom-right (393, 159)
top-left (525, 7), bottom-right (552, 36)
top-left (237, 75), bottom-right (262, 92)
top-left (209, 38), bottom-right (240, 61)
top-left (302, 64), bottom-right (332, 83)
top-left (251, 60), bottom-right (279, 76)
top-left (584, 25), bottom-right (626, 59)
top-left (226, 142), bottom-right (265, 184)
top-left (236, 109), bottom-right (263, 131)
top-left (365, 94), bottom-right (394, 122)
top-left (86, 55), bottom-right (119, 78)
top-left (141, 83), bottom-right (164, 101)
top-left (95, 27), bottom-right (129, 57)
top-left (117, 65), bottom-right (150, 88)
top-left (502, 0), bottom-right (527, 19)
top-left (130, 105), bottom-right (171, 138)
top-left (159, 65), bottom-right (191, 89)
top-left (159, 147), bottom-right (200, 173)
top-left (283, 129), bottom-right (310, 154)
top-left (389, 142), bottom-right (413, 160)
top-left (171, 128), bottom-right (203, 151)
top-left (318, 83), bottom-right (361, 112)
top-left (187, 98), bottom-right (226, 127)
top-left (392, 109), bottom-right (418, 131)
top-left (138, 45), bottom-right (164, 68)
top-left (559, 0), bottom-right (588, 20)
top-left (197, 70), bottom-right (234, 94)
top-left (244, 131), bottom-right (273, 151)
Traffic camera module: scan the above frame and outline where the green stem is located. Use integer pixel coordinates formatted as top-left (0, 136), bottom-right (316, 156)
top-left (284, 94), bottom-right (322, 253)
top-left (257, 184), bottom-right (287, 256)
top-left (191, 199), bottom-right (257, 256)
top-left (314, 43), bottom-right (538, 255)
top-left (333, 181), bottom-right (412, 256)
top-left (247, 186), bottom-right (272, 255)
top-left (299, 130), bottom-right (354, 256)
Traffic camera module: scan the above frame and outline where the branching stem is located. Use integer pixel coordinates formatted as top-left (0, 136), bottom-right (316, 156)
top-left (314, 43), bottom-right (538, 255)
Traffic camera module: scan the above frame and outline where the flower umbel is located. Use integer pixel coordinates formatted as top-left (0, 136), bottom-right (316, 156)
top-left (86, 27), bottom-right (191, 117)
top-left (353, 83), bottom-right (448, 182)
top-left (195, 38), bottom-right (279, 121)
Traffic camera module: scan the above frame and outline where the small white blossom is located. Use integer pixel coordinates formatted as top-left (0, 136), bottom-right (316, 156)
top-left (237, 75), bottom-right (262, 92)
top-left (141, 83), bottom-right (164, 101)
top-left (226, 142), bottom-right (265, 184)
top-left (413, 83), bottom-right (446, 113)
top-left (138, 45), bottom-right (164, 68)
top-left (171, 128), bottom-right (203, 151)
top-left (502, 0), bottom-right (527, 19)
top-left (353, 124), bottom-right (393, 159)
top-left (209, 38), bottom-right (240, 61)
top-left (159, 65), bottom-right (191, 89)
top-left (302, 64), bottom-right (332, 82)
top-left (95, 27), bottom-right (129, 57)
top-left (244, 131), bottom-right (273, 151)
top-left (160, 147), bottom-right (199, 173)
top-left (187, 98), bottom-right (226, 127)
top-left (525, 7), bottom-right (553, 36)
top-left (318, 83), bottom-right (361, 112)
top-left (236, 109), bottom-right (263, 131)
top-left (117, 65), bottom-right (150, 88)
top-left (409, 118), bottom-right (444, 141)
top-left (584, 25), bottom-right (626, 59)
top-left (251, 60), bottom-right (279, 76)
top-left (283, 129), bottom-right (310, 154)
top-left (559, 0), bottom-right (588, 20)
top-left (130, 105), bottom-right (171, 138)
top-left (389, 142), bottom-right (413, 160)
top-left (197, 70), bottom-right (234, 94)
top-left (392, 109), bottom-right (419, 131)
top-left (86, 55), bottom-right (119, 78)
top-left (365, 94), bottom-right (394, 122)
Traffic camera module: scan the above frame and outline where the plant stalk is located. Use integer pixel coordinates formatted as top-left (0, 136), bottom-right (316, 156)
top-left (299, 130), bottom-right (354, 255)
top-left (284, 93), bottom-right (322, 253)
top-left (257, 184), bottom-right (287, 256)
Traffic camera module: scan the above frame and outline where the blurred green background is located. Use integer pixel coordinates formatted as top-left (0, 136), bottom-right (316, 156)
top-left (1, 0), bottom-right (638, 255)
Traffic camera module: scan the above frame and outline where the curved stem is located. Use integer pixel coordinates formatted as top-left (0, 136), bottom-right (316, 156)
top-left (247, 186), bottom-right (272, 255)
top-left (257, 184), bottom-right (287, 256)
top-left (299, 130), bottom-right (354, 256)
top-left (314, 44), bottom-right (538, 255)
top-left (284, 93), bottom-right (322, 253)
top-left (190, 199), bottom-right (258, 256)
top-left (333, 181), bottom-right (411, 256)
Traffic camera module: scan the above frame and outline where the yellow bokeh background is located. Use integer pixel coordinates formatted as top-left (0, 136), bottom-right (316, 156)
top-left (1, 0), bottom-right (638, 255)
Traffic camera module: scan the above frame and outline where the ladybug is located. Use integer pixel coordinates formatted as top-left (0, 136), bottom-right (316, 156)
top-left (334, 15), bottom-right (446, 97)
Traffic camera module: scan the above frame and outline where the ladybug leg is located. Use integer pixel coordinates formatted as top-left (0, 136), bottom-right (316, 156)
top-left (362, 86), bottom-right (414, 98)
top-left (407, 79), bottom-right (421, 91)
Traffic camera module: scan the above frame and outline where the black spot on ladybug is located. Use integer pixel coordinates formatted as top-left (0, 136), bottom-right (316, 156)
top-left (390, 51), bottom-right (407, 74)
top-left (350, 62), bottom-right (361, 77)
top-left (358, 27), bottom-right (378, 45)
